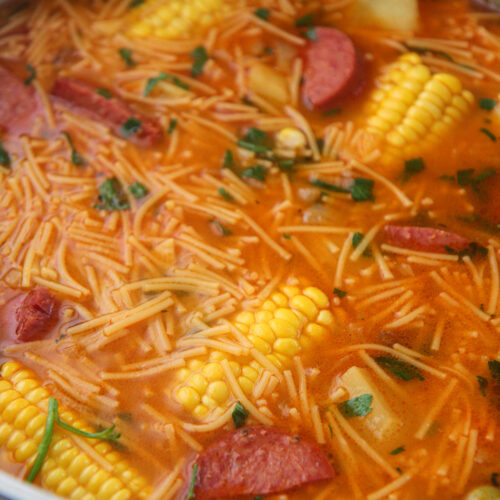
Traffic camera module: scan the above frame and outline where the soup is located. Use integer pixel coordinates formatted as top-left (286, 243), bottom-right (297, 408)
top-left (0, 0), bottom-right (499, 499)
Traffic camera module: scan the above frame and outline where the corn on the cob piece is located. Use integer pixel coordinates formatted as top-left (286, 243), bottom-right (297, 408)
top-left (364, 52), bottom-right (474, 163)
top-left (174, 286), bottom-right (336, 419)
top-left (0, 361), bottom-right (150, 500)
top-left (128, 0), bottom-right (230, 39)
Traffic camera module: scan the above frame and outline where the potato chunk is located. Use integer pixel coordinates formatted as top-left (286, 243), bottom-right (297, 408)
top-left (340, 366), bottom-right (403, 441)
top-left (248, 64), bottom-right (289, 104)
top-left (348, 0), bottom-right (419, 32)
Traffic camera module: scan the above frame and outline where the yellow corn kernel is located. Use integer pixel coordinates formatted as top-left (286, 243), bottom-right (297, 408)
top-left (229, 361), bottom-right (241, 377)
top-left (255, 310), bottom-right (273, 323)
top-left (261, 300), bottom-right (277, 311)
top-left (276, 127), bottom-right (307, 153)
top-left (402, 116), bottom-right (427, 136)
top-left (1, 362), bottom-right (22, 379)
top-left (290, 295), bottom-right (318, 320)
top-left (367, 115), bottom-right (392, 133)
top-left (242, 366), bottom-right (259, 382)
top-left (238, 377), bottom-right (254, 395)
top-left (317, 309), bottom-right (335, 326)
top-left (3, 398), bottom-right (29, 423)
top-left (249, 323), bottom-right (276, 343)
top-left (187, 374), bottom-right (208, 394)
top-left (274, 308), bottom-right (301, 329)
top-left (273, 338), bottom-right (301, 356)
top-left (269, 318), bottom-right (298, 339)
top-left (235, 311), bottom-right (255, 326)
top-left (248, 335), bottom-right (272, 354)
top-left (209, 351), bottom-right (227, 362)
top-left (299, 335), bottom-right (314, 351)
top-left (303, 287), bottom-right (329, 308)
top-left (176, 386), bottom-right (200, 410)
top-left (305, 323), bottom-right (328, 342)
top-left (187, 359), bottom-right (204, 371)
top-left (193, 405), bottom-right (209, 419)
top-left (201, 395), bottom-right (217, 409)
top-left (271, 292), bottom-right (288, 306)
top-left (206, 381), bottom-right (229, 403)
top-left (435, 72), bottom-right (462, 94)
top-left (202, 363), bottom-right (224, 381)
top-left (177, 368), bottom-right (190, 382)
top-left (281, 285), bottom-right (300, 298)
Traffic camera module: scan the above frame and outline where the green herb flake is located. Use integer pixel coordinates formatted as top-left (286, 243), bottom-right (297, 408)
top-left (480, 127), bottom-right (497, 142)
top-left (129, 0), bottom-right (144, 7)
top-left (304, 27), bottom-right (317, 42)
top-left (253, 496), bottom-right (263, 500)
top-left (477, 375), bottom-right (488, 397)
top-left (327, 424), bottom-right (333, 439)
top-left (390, 446), bottom-right (405, 455)
top-left (264, 46), bottom-right (274, 55)
top-left (323, 108), bottom-right (342, 117)
top-left (445, 242), bottom-right (488, 259)
top-left (186, 463), bottom-right (198, 500)
top-left (310, 178), bottom-right (350, 193)
top-left (121, 117), bottom-right (142, 138)
top-left (237, 127), bottom-right (271, 154)
top-left (191, 46), bottom-right (209, 77)
top-left (212, 220), bottom-right (232, 236)
top-left (24, 63), bottom-right (36, 85)
top-left (26, 397), bottom-right (57, 483)
top-left (479, 98), bottom-right (497, 111)
top-left (218, 187), bottom-right (233, 202)
top-left (334, 288), bottom-right (347, 298)
top-left (283, 233), bottom-right (291, 240)
top-left (232, 401), bottom-right (249, 428)
top-left (402, 157), bottom-right (425, 183)
top-left (62, 132), bottom-right (85, 166)
top-left (118, 48), bottom-right (135, 67)
top-left (295, 12), bottom-right (314, 27)
top-left (94, 177), bottom-right (130, 211)
top-left (492, 472), bottom-right (500, 487)
top-left (254, 8), bottom-right (270, 20)
top-left (223, 149), bottom-right (235, 168)
top-left (488, 359), bottom-right (500, 382)
top-left (167, 118), bottom-right (178, 135)
top-left (338, 393), bottom-right (373, 418)
top-left (375, 356), bottom-right (424, 381)
top-left (350, 177), bottom-right (375, 202)
top-left (241, 165), bottom-right (267, 182)
top-left (128, 182), bottom-right (148, 199)
top-left (144, 72), bottom-right (168, 96)
top-left (96, 88), bottom-right (113, 99)
top-left (0, 140), bottom-right (11, 168)
top-left (440, 174), bottom-right (455, 181)
top-left (277, 159), bottom-right (296, 173)
top-left (352, 232), bottom-right (364, 249)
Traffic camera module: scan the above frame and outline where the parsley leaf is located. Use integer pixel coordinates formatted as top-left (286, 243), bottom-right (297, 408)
top-left (121, 117), bottom-right (142, 138)
top-left (186, 463), bottom-right (198, 500)
top-left (167, 118), bottom-right (178, 135)
top-left (480, 127), bottom-right (497, 142)
top-left (323, 108), bottom-right (342, 117)
top-left (223, 149), bottom-right (235, 168)
top-left (390, 446), bottom-right (405, 455)
top-left (128, 182), bottom-right (148, 199)
top-left (295, 12), bottom-right (314, 27)
top-left (191, 46), bottom-right (209, 77)
top-left (94, 178), bottom-right (130, 211)
top-left (232, 402), bottom-right (248, 428)
top-left (352, 232), bottom-right (372, 257)
top-left (477, 375), bottom-right (488, 396)
top-left (118, 48), bottom-right (135, 67)
top-left (488, 360), bottom-right (500, 382)
top-left (445, 242), bottom-right (488, 259)
top-left (0, 140), bottom-right (11, 168)
top-left (338, 394), bottom-right (373, 418)
top-left (480, 98), bottom-right (497, 111)
top-left (350, 178), bottom-right (375, 202)
top-left (310, 179), bottom-right (350, 193)
top-left (402, 157), bottom-right (425, 183)
top-left (304, 27), bottom-right (317, 41)
top-left (454, 167), bottom-right (496, 193)
top-left (492, 472), bottom-right (500, 487)
top-left (334, 288), bottom-right (347, 298)
top-left (212, 220), bottom-right (232, 236)
top-left (254, 8), bottom-right (270, 20)
top-left (375, 357), bottom-right (424, 381)
top-left (144, 72), bottom-right (189, 96)
top-left (24, 63), bottom-right (36, 85)
top-left (218, 187), bottom-right (233, 201)
top-left (237, 127), bottom-right (271, 153)
top-left (62, 132), bottom-right (85, 166)
top-left (241, 165), bottom-right (267, 182)
top-left (96, 88), bottom-right (112, 99)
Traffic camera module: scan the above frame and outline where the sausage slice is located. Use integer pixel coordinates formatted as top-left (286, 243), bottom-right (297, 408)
top-left (384, 225), bottom-right (470, 253)
top-left (16, 288), bottom-right (57, 342)
top-left (302, 27), bottom-right (365, 110)
top-left (195, 426), bottom-right (335, 499)
top-left (51, 78), bottom-right (162, 146)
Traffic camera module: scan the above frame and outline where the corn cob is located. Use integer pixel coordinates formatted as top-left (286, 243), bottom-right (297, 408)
top-left (0, 361), bottom-right (150, 500)
top-left (364, 52), bottom-right (474, 163)
top-left (128, 0), bottom-right (230, 39)
top-left (174, 285), bottom-right (336, 419)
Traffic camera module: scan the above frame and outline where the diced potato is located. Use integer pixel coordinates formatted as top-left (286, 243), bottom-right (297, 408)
top-left (340, 366), bottom-right (403, 441)
top-left (348, 0), bottom-right (419, 32)
top-left (248, 64), bottom-right (289, 104)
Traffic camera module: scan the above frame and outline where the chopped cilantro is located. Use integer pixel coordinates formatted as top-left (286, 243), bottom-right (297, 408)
top-left (218, 187), bottom-right (233, 201)
top-left (0, 140), bottom-right (11, 168)
top-left (327, 424), bottom-right (333, 439)
top-left (310, 179), bottom-right (350, 193)
top-left (477, 375), bottom-right (488, 397)
top-left (128, 182), bottom-right (148, 199)
top-left (223, 149), bottom-right (235, 168)
top-left (241, 165), bottom-right (267, 182)
top-left (121, 117), bottom-right (142, 138)
top-left (277, 159), bottom-right (296, 173)
top-left (186, 463), bottom-right (198, 500)
top-left (480, 127), bottom-right (497, 142)
top-left (323, 108), bottom-right (342, 117)
top-left (254, 8), bottom-right (270, 20)
top-left (352, 232), bottom-right (372, 257)
top-left (492, 472), bottom-right (500, 487)
top-left (167, 118), bottom-right (178, 135)
top-left (283, 233), bottom-right (291, 240)
top-left (94, 177), bottom-right (130, 211)
top-left (144, 72), bottom-right (189, 96)
top-left (488, 360), bottom-right (500, 382)
top-left (62, 132), bottom-right (85, 166)
top-left (390, 446), bottom-right (405, 455)
top-left (334, 288), bottom-right (347, 298)
top-left (237, 127), bottom-right (271, 153)
top-left (444, 242), bottom-right (488, 259)
top-left (402, 157), bottom-right (425, 183)
top-left (96, 88), bottom-right (112, 99)
top-left (338, 394), bottom-right (373, 418)
top-left (304, 27), bottom-right (317, 41)
top-left (232, 402), bottom-right (248, 428)
top-left (253, 497), bottom-right (263, 500)
top-left (212, 220), bottom-right (231, 236)
top-left (479, 98), bottom-right (497, 111)
top-left (350, 177), bottom-right (375, 202)
top-left (129, 0), bottom-right (144, 6)
top-left (295, 12), bottom-right (314, 27)
top-left (264, 46), bottom-right (274, 55)
top-left (118, 48), bottom-right (135, 67)
top-left (191, 46), bottom-right (209, 77)
top-left (440, 174), bottom-right (455, 181)
top-left (24, 63), bottom-right (36, 85)
top-left (375, 356), bottom-right (424, 381)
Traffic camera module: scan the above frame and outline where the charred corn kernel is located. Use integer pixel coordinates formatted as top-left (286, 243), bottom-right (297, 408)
top-left (176, 386), bottom-right (200, 410)
top-left (0, 361), bottom-right (150, 499)
top-left (128, 0), bottom-right (229, 39)
top-left (365, 53), bottom-right (474, 163)
top-left (206, 381), bottom-right (229, 403)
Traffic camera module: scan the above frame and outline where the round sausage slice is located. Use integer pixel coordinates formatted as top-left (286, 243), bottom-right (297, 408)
top-left (16, 288), bottom-right (57, 342)
top-left (194, 426), bottom-right (335, 499)
top-left (384, 225), bottom-right (471, 253)
top-left (302, 27), bottom-right (365, 110)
